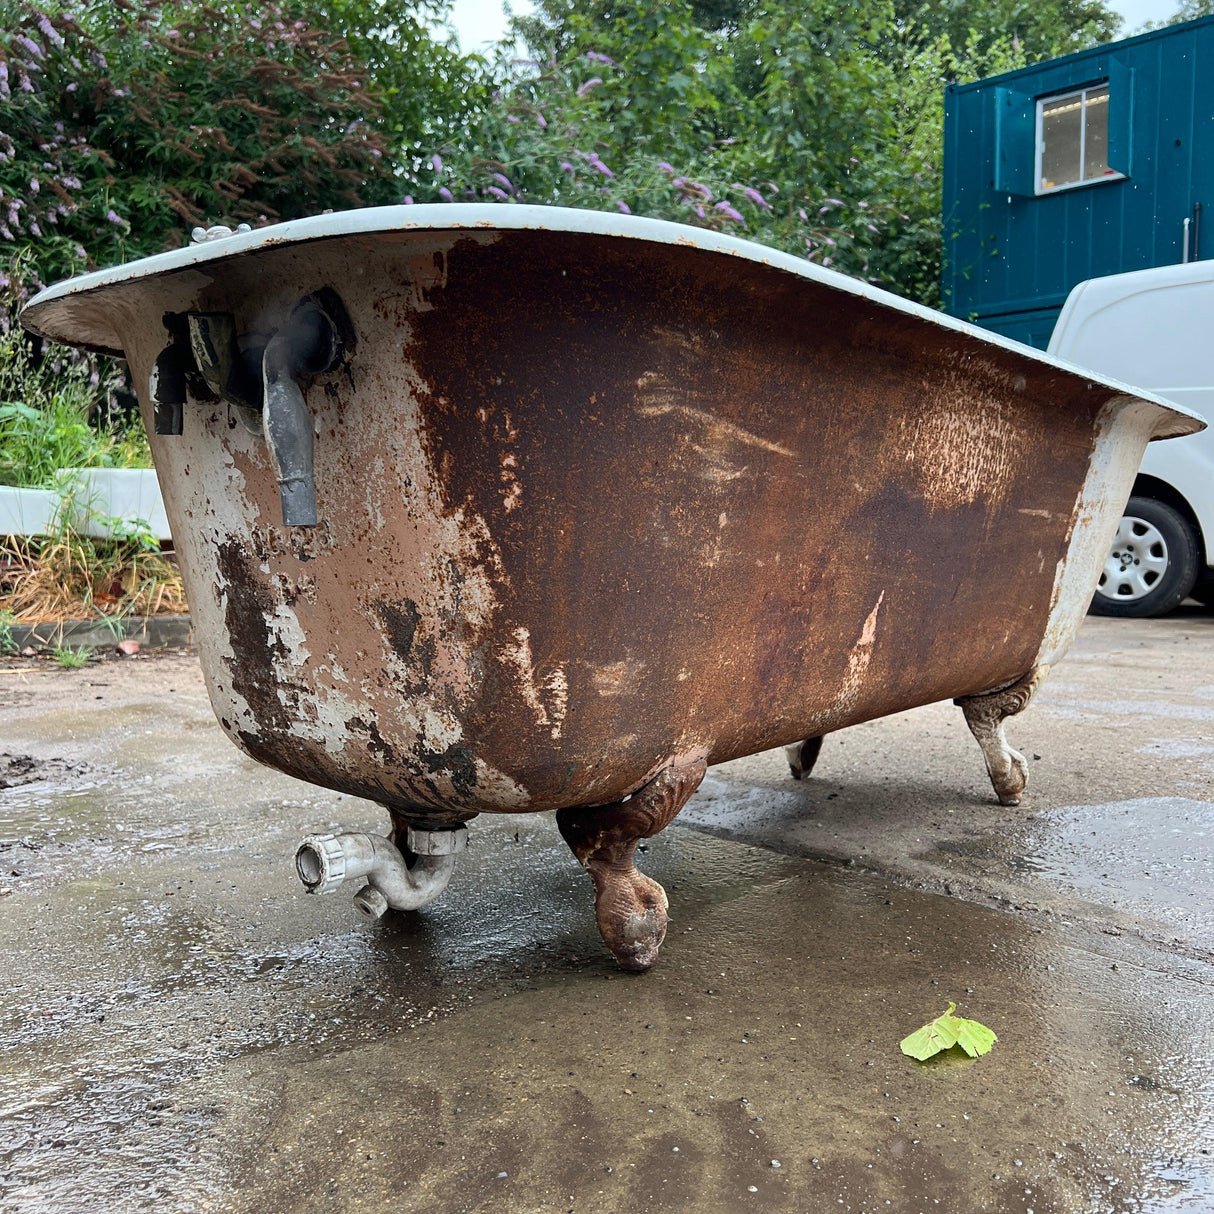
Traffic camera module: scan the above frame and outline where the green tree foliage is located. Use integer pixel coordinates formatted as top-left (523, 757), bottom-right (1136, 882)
top-left (893, 0), bottom-right (1120, 61)
top-left (428, 0), bottom-right (1119, 306)
top-left (0, 0), bottom-right (1126, 325)
top-left (0, 0), bottom-right (474, 311)
top-left (1142, 0), bottom-right (1214, 28)
top-left (428, 0), bottom-right (920, 292)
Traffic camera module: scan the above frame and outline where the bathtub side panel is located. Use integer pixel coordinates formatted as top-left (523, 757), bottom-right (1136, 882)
top-left (106, 229), bottom-right (1139, 817)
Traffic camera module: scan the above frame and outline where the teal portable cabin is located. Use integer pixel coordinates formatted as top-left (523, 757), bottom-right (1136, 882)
top-left (942, 15), bottom-right (1214, 349)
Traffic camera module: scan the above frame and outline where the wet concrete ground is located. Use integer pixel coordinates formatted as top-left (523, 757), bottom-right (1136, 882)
top-left (1, 613), bottom-right (1211, 1213)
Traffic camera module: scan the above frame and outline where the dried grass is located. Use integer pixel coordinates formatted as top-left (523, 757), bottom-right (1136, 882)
top-left (0, 531), bottom-right (187, 624)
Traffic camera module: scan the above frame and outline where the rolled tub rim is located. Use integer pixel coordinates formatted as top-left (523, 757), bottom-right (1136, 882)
top-left (19, 202), bottom-right (1206, 440)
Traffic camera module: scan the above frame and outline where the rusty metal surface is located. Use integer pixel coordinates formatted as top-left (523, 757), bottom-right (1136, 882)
top-left (18, 217), bottom-right (1199, 824)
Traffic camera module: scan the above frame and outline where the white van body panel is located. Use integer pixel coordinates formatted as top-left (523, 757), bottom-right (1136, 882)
top-left (1048, 260), bottom-right (1214, 567)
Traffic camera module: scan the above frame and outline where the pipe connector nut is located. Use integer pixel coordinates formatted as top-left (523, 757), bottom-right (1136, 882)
top-left (353, 884), bottom-right (390, 919)
top-left (295, 833), bottom-right (348, 894)
top-left (406, 824), bottom-right (470, 857)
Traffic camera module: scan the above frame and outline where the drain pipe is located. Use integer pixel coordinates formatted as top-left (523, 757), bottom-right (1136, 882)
top-left (262, 301), bottom-right (341, 528)
top-left (295, 825), bottom-right (468, 918)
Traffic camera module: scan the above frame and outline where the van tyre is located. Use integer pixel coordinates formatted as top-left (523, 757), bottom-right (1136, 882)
top-left (1090, 496), bottom-right (1199, 618)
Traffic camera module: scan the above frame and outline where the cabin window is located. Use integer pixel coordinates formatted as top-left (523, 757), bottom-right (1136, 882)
top-left (1035, 84), bottom-right (1123, 193)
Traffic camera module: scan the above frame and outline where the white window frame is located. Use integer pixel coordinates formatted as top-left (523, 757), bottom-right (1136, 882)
top-left (1034, 83), bottom-right (1124, 196)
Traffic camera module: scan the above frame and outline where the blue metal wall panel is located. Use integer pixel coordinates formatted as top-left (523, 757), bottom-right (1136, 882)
top-left (943, 16), bottom-right (1214, 348)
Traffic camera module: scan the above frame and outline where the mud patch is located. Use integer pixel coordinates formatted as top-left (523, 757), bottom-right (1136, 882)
top-left (0, 753), bottom-right (90, 790)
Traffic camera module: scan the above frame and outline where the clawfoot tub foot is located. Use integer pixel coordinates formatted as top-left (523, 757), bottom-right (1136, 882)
top-left (785, 735), bottom-right (823, 780)
top-left (955, 665), bottom-right (1050, 806)
top-left (557, 757), bottom-right (708, 972)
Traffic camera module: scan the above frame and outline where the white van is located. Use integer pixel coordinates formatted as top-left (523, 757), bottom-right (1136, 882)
top-left (1048, 260), bottom-right (1214, 616)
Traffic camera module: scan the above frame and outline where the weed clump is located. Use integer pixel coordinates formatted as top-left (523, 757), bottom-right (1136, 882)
top-left (0, 497), bottom-right (186, 624)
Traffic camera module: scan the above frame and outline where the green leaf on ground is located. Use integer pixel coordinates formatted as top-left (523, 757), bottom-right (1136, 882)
top-left (900, 1002), bottom-right (996, 1062)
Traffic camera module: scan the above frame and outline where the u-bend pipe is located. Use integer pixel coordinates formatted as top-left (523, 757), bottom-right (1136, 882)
top-left (295, 830), bottom-right (463, 917)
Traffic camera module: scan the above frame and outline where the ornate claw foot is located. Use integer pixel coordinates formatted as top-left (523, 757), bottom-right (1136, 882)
top-left (556, 758), bottom-right (708, 972)
top-left (955, 665), bottom-right (1050, 806)
top-left (785, 735), bottom-right (823, 780)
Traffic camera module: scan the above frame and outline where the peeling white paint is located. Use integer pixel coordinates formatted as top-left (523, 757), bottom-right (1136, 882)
top-left (635, 375), bottom-right (795, 458)
top-left (898, 371), bottom-right (1022, 511)
top-left (592, 656), bottom-right (647, 697)
top-left (834, 591), bottom-right (885, 717)
top-left (1037, 398), bottom-right (1164, 669)
top-left (503, 626), bottom-right (567, 739)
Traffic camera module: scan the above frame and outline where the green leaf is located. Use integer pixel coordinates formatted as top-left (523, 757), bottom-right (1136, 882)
top-left (953, 1016), bottom-right (997, 1058)
top-left (900, 1001), bottom-right (996, 1062)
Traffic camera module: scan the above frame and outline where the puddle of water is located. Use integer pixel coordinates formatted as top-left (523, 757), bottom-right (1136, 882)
top-left (1137, 1158), bottom-right (1214, 1211)
top-left (2, 685), bottom-right (1212, 1214)
top-left (1139, 739), bottom-right (1214, 759)
top-left (1023, 797), bottom-right (1214, 941)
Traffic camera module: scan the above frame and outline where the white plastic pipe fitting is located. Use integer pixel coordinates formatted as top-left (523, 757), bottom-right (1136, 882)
top-left (295, 827), bottom-right (467, 917)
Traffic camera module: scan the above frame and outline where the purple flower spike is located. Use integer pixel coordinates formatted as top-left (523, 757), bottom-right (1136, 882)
top-left (105, 209), bottom-right (125, 227)
top-left (825, 198), bottom-right (843, 206)
top-left (589, 157), bottom-right (613, 179)
top-left (487, 186), bottom-right (508, 200)
top-left (536, 111), bottom-right (548, 128)
top-left (560, 162), bottom-right (575, 173)
top-left (586, 51), bottom-right (617, 65)
top-left (438, 187), bottom-right (454, 202)
top-left (432, 154), bottom-right (443, 173)
top-left (576, 77), bottom-right (603, 97)
top-left (742, 186), bottom-right (770, 210)
top-left (403, 195), bottom-right (414, 205)
top-left (37, 15), bottom-right (64, 48)
top-left (694, 205), bottom-right (706, 218)
top-left (717, 204), bottom-right (745, 224)
top-left (657, 162), bottom-right (674, 174)
top-left (492, 172), bottom-right (514, 192)
top-left (616, 200), bottom-right (631, 214)
top-left (507, 115), bottom-right (520, 123)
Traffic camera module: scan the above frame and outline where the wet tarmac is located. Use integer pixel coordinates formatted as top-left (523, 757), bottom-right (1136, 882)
top-left (1, 613), bottom-right (1212, 1213)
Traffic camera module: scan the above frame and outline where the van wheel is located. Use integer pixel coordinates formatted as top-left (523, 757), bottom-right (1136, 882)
top-left (1192, 576), bottom-right (1214, 608)
top-left (1090, 497), bottom-right (1199, 618)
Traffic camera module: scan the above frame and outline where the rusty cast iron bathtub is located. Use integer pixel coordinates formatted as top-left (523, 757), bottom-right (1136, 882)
top-left (22, 206), bottom-right (1203, 970)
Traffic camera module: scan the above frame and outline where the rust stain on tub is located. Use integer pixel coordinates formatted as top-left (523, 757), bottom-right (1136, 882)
top-left (399, 231), bottom-right (1109, 805)
top-left (82, 227), bottom-right (1123, 820)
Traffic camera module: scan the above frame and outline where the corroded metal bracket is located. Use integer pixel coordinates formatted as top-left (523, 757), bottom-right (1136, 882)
top-left (955, 665), bottom-right (1050, 806)
top-left (187, 312), bottom-right (265, 433)
top-left (556, 757), bottom-right (707, 972)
